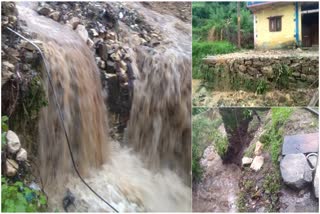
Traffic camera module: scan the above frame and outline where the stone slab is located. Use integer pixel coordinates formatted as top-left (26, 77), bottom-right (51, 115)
top-left (282, 133), bottom-right (319, 155)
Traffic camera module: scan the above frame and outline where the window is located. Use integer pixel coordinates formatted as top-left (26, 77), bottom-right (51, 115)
top-left (269, 16), bottom-right (282, 32)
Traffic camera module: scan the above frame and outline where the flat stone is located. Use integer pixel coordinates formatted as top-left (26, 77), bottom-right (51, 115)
top-left (282, 133), bottom-right (319, 155)
top-left (242, 157), bottom-right (253, 166)
top-left (250, 156), bottom-right (264, 171)
top-left (280, 153), bottom-right (313, 190)
top-left (254, 141), bottom-right (263, 156)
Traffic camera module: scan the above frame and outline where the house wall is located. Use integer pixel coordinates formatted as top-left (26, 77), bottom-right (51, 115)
top-left (254, 3), bottom-right (299, 49)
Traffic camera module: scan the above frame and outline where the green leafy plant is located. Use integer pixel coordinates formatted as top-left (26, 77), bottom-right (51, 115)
top-left (273, 64), bottom-right (292, 89)
top-left (192, 41), bottom-right (236, 80)
top-left (256, 79), bottom-right (268, 94)
top-left (1, 177), bottom-right (47, 212)
top-left (259, 107), bottom-right (293, 163)
top-left (2, 116), bottom-right (9, 146)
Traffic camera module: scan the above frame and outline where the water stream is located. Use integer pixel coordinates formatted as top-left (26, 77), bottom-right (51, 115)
top-left (16, 2), bottom-right (191, 212)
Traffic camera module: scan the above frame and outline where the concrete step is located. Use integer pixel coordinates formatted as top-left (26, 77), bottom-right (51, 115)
top-left (282, 133), bottom-right (319, 155)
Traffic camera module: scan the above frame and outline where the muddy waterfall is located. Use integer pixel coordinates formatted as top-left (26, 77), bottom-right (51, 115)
top-left (13, 2), bottom-right (191, 212)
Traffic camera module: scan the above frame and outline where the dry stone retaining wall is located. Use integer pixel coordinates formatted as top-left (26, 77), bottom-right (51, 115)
top-left (203, 55), bottom-right (319, 90)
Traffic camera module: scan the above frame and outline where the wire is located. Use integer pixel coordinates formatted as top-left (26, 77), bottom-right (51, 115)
top-left (6, 27), bottom-right (119, 213)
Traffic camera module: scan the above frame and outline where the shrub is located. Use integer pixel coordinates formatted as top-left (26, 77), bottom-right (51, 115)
top-left (193, 41), bottom-right (236, 79)
top-left (1, 177), bottom-right (47, 212)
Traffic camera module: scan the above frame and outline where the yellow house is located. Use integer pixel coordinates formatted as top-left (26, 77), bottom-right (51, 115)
top-left (247, 1), bottom-right (319, 49)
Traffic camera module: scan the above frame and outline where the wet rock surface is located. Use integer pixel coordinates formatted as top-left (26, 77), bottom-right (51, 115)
top-left (280, 153), bottom-right (313, 190)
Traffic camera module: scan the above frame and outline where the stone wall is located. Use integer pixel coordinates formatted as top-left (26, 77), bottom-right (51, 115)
top-left (203, 54), bottom-right (319, 91)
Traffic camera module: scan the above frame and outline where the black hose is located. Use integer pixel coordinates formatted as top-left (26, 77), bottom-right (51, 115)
top-left (6, 27), bottom-right (119, 213)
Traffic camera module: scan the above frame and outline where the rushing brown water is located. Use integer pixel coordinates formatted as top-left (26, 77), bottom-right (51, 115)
top-left (16, 2), bottom-right (191, 212)
top-left (16, 3), bottom-right (110, 192)
top-left (126, 3), bottom-right (192, 183)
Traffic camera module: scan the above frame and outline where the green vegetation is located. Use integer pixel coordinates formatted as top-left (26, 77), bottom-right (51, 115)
top-left (2, 116), bottom-right (9, 147)
top-left (273, 64), bottom-right (292, 89)
top-left (260, 107), bottom-right (293, 164)
top-left (192, 2), bottom-right (253, 45)
top-left (256, 79), bottom-right (268, 94)
top-left (192, 110), bottom-right (227, 181)
top-left (192, 107), bottom-right (209, 116)
top-left (1, 177), bottom-right (47, 212)
top-left (193, 41), bottom-right (236, 79)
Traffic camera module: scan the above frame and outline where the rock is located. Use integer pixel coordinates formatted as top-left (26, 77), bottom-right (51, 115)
top-left (254, 141), bottom-right (263, 156)
top-left (6, 159), bottom-right (18, 177)
top-left (16, 148), bottom-right (27, 162)
top-left (261, 66), bottom-right (273, 77)
top-left (2, 69), bottom-right (14, 86)
top-left (106, 32), bottom-right (116, 41)
top-left (110, 51), bottom-right (121, 62)
top-left (49, 11), bottom-right (60, 21)
top-left (106, 60), bottom-right (116, 73)
top-left (239, 65), bottom-right (246, 72)
top-left (119, 60), bottom-right (127, 70)
top-left (75, 25), bottom-right (89, 43)
top-left (2, 61), bottom-right (15, 71)
top-left (250, 156), bottom-right (264, 171)
top-left (6, 130), bottom-right (21, 154)
top-left (280, 153), bottom-right (313, 190)
top-left (314, 164), bottom-right (319, 198)
top-left (68, 17), bottom-right (80, 29)
top-left (90, 28), bottom-right (99, 37)
top-left (29, 182), bottom-right (41, 191)
top-left (242, 157), bottom-right (253, 166)
top-left (37, 6), bottom-right (52, 16)
top-left (87, 38), bottom-right (94, 49)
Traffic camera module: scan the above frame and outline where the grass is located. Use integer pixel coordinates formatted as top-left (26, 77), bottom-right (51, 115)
top-left (192, 41), bottom-right (236, 79)
top-left (259, 107), bottom-right (293, 164)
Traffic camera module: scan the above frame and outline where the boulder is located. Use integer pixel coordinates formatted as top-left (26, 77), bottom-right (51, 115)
top-left (16, 148), bottom-right (27, 162)
top-left (69, 17), bottom-right (80, 29)
top-left (49, 11), bottom-right (60, 21)
top-left (280, 153), bottom-right (313, 190)
top-left (242, 157), bottom-right (253, 166)
top-left (6, 159), bottom-right (18, 177)
top-left (6, 130), bottom-right (21, 154)
top-left (37, 6), bottom-right (52, 16)
top-left (238, 65), bottom-right (246, 72)
top-left (250, 156), bottom-right (264, 171)
top-left (261, 66), bottom-right (273, 77)
top-left (254, 141), bottom-right (263, 156)
top-left (75, 25), bottom-right (89, 43)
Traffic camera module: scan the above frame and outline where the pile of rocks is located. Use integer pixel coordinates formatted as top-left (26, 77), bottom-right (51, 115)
top-left (35, 2), bottom-right (165, 129)
top-left (280, 153), bottom-right (318, 198)
top-left (3, 130), bottom-right (28, 177)
top-left (242, 141), bottom-right (264, 171)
